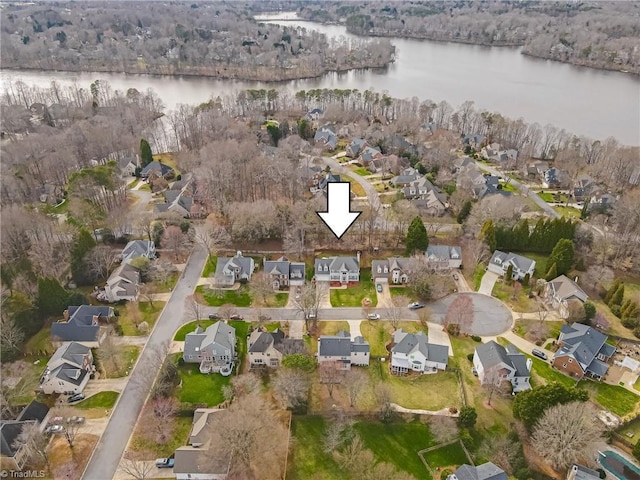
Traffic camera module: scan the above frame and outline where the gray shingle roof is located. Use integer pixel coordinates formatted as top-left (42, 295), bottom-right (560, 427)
top-left (392, 330), bottom-right (449, 365)
top-left (248, 331), bottom-right (273, 353)
top-left (426, 246), bottom-right (462, 261)
top-left (48, 342), bottom-right (91, 368)
top-left (451, 462), bottom-right (507, 480)
top-left (315, 256), bottom-right (360, 275)
top-left (554, 323), bottom-right (614, 376)
top-left (16, 401), bottom-right (49, 423)
top-left (570, 464), bottom-right (601, 480)
top-left (476, 341), bottom-right (530, 377)
top-left (489, 251), bottom-right (535, 273)
top-left (318, 336), bottom-right (351, 357)
top-left (184, 322), bottom-right (235, 358)
top-left (51, 305), bottom-right (112, 343)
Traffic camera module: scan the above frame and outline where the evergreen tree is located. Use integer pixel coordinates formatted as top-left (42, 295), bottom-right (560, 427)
top-left (140, 138), bottom-right (153, 167)
top-left (456, 200), bottom-right (472, 224)
top-left (620, 299), bottom-right (632, 317)
top-left (267, 124), bottom-right (282, 146)
top-left (609, 283), bottom-right (625, 308)
top-left (547, 239), bottom-right (574, 275)
top-left (506, 264), bottom-right (514, 284)
top-left (583, 302), bottom-right (596, 321)
top-left (405, 216), bottom-right (429, 255)
top-left (70, 229), bottom-right (97, 285)
top-left (513, 219), bottom-right (530, 251)
top-left (522, 273), bottom-right (530, 288)
top-left (480, 220), bottom-right (497, 252)
top-left (37, 278), bottom-right (70, 317)
top-left (545, 262), bottom-right (558, 281)
top-left (604, 280), bottom-right (621, 304)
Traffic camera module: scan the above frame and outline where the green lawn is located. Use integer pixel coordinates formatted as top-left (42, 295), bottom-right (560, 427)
top-left (202, 256), bottom-right (217, 277)
top-left (130, 414), bottom-right (192, 457)
top-left (491, 281), bottom-right (535, 312)
top-left (232, 320), bottom-right (249, 370)
top-left (518, 252), bottom-right (550, 278)
top-left (422, 441), bottom-right (471, 469)
top-left (554, 206), bottom-right (581, 218)
top-left (635, 376), bottom-right (640, 392)
top-left (176, 359), bottom-right (232, 406)
top-left (75, 391), bottom-right (119, 409)
top-left (360, 321), bottom-right (427, 356)
top-left (287, 416), bottom-right (344, 480)
top-left (103, 345), bottom-right (140, 378)
top-left (618, 418), bottom-right (640, 445)
top-left (24, 327), bottom-right (56, 356)
top-left (537, 192), bottom-right (567, 203)
top-left (267, 292), bottom-right (288, 307)
top-left (513, 319), bottom-right (564, 343)
top-left (355, 420), bottom-right (433, 478)
top-left (389, 286), bottom-right (411, 298)
top-left (352, 167), bottom-right (371, 177)
top-left (118, 301), bottom-right (165, 336)
top-left (174, 320), bottom-right (216, 341)
top-left (330, 269), bottom-right (377, 307)
top-left (154, 272), bottom-right (178, 293)
top-left (472, 263), bottom-right (486, 291)
top-left (197, 285), bottom-right (252, 307)
top-left (500, 182), bottom-right (518, 193)
top-left (318, 321), bottom-right (350, 336)
top-left (577, 380), bottom-right (640, 418)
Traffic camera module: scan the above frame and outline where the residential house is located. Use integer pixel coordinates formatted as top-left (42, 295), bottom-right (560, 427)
top-left (314, 125), bottom-right (338, 150)
top-left (248, 328), bottom-right (306, 368)
top-left (457, 164), bottom-right (489, 199)
top-left (371, 257), bottom-right (412, 285)
top-left (588, 193), bottom-right (617, 212)
top-left (51, 305), bottom-right (114, 346)
top-left (183, 322), bottom-right (236, 375)
top-left (359, 146), bottom-right (382, 166)
top-left (386, 135), bottom-right (416, 155)
top-left (0, 402), bottom-right (49, 471)
top-left (481, 143), bottom-right (518, 166)
top-left (524, 160), bottom-right (549, 180)
top-left (140, 161), bottom-right (175, 180)
top-left (473, 341), bottom-right (532, 393)
top-left (155, 186), bottom-right (203, 218)
top-left (487, 250), bottom-right (536, 281)
top-left (214, 252), bottom-right (255, 287)
top-left (38, 342), bottom-right (94, 394)
top-left (566, 464), bottom-right (601, 480)
top-left (121, 240), bottom-right (156, 264)
top-left (317, 331), bottom-right (370, 369)
top-left (263, 257), bottom-right (306, 289)
top-left (552, 323), bottom-right (616, 380)
top-left (447, 462), bottom-right (508, 480)
top-left (117, 156), bottom-right (138, 176)
top-left (462, 134), bottom-right (486, 150)
top-left (542, 167), bottom-right (569, 189)
top-left (573, 177), bottom-right (596, 202)
top-left (313, 172), bottom-right (341, 195)
top-left (346, 138), bottom-right (367, 157)
top-left (543, 275), bottom-right (589, 319)
top-left (452, 156), bottom-right (476, 173)
top-left (391, 330), bottom-right (449, 374)
top-left (368, 154), bottom-right (408, 175)
top-left (97, 262), bottom-right (140, 303)
top-left (314, 255), bottom-right (360, 285)
top-left (425, 246), bottom-right (462, 271)
top-left (305, 108), bottom-right (324, 121)
top-left (391, 167), bottom-right (422, 187)
top-left (401, 178), bottom-right (447, 215)
top-left (174, 408), bottom-right (231, 480)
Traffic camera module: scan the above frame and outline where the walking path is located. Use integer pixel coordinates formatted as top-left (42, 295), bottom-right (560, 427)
top-left (390, 403), bottom-right (459, 417)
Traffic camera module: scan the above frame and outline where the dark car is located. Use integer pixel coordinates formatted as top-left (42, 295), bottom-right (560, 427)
top-left (208, 313), bottom-right (220, 320)
top-left (408, 302), bottom-right (425, 310)
top-left (155, 458), bottom-right (175, 468)
top-left (532, 349), bottom-right (548, 361)
top-left (67, 393), bottom-right (85, 403)
top-left (230, 314), bottom-right (244, 320)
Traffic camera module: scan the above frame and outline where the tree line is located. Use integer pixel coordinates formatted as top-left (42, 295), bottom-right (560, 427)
top-left (481, 217), bottom-right (576, 255)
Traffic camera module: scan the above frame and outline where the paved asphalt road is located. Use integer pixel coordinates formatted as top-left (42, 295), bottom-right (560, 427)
top-left (82, 247), bottom-right (208, 480)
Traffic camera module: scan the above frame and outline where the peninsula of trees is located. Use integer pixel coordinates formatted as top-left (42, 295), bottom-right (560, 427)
top-left (0, 2), bottom-right (394, 81)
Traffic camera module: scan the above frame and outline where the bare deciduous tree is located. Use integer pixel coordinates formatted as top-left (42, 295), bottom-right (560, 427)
top-left (478, 435), bottom-right (520, 475)
top-left (161, 225), bottom-right (187, 261)
top-left (272, 368), bottom-right (310, 410)
top-left (319, 361), bottom-right (344, 399)
top-left (428, 416), bottom-right (458, 444)
top-left (249, 272), bottom-right (275, 306)
top-left (292, 283), bottom-right (327, 332)
top-left (384, 294), bottom-right (410, 331)
top-left (51, 406), bottom-right (83, 448)
top-left (217, 304), bottom-right (237, 321)
top-left (12, 422), bottom-right (49, 468)
top-left (185, 294), bottom-right (205, 324)
top-left (344, 368), bottom-right (368, 408)
top-left (531, 401), bottom-right (602, 470)
top-left (443, 294), bottom-right (474, 334)
top-left (150, 396), bottom-right (178, 444)
top-left (85, 245), bottom-right (118, 281)
top-left (120, 452), bottom-right (155, 480)
top-left (0, 316), bottom-right (24, 357)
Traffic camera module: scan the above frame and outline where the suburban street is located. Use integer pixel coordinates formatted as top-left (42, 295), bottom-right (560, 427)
top-left (321, 155), bottom-right (382, 210)
top-left (81, 247), bottom-right (208, 480)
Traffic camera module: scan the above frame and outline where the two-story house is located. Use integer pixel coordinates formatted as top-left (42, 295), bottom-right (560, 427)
top-left (346, 138), bottom-right (367, 157)
top-left (121, 240), bottom-right (156, 264)
top-left (371, 257), bottom-right (412, 285)
top-left (391, 167), bottom-right (422, 187)
top-left (566, 464), bottom-right (601, 480)
top-left (314, 125), bottom-right (338, 150)
top-left (0, 401), bottom-right (50, 471)
top-left (315, 255), bottom-right (360, 285)
top-left (248, 328), bottom-right (306, 368)
top-left (391, 330), bottom-right (449, 375)
top-left (543, 275), bottom-right (589, 319)
top-left (98, 262), bottom-right (140, 303)
top-left (38, 342), bottom-right (94, 395)
top-left (473, 341), bottom-right (532, 393)
top-left (402, 178), bottom-right (447, 215)
top-left (51, 305), bottom-right (114, 347)
top-left (263, 257), bottom-right (306, 290)
top-left (318, 331), bottom-right (370, 369)
top-left (487, 251), bottom-right (536, 281)
top-left (140, 161), bottom-right (175, 180)
top-left (183, 322), bottom-right (236, 375)
top-left (214, 252), bottom-right (255, 287)
top-left (426, 246), bottom-right (462, 271)
top-left (552, 323), bottom-right (616, 380)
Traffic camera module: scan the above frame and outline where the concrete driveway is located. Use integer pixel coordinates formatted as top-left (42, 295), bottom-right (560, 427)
top-left (375, 282), bottom-right (392, 308)
top-left (426, 322), bottom-right (454, 357)
top-left (478, 271), bottom-right (500, 296)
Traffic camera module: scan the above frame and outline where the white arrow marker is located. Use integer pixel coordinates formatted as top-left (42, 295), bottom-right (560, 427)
top-left (317, 182), bottom-right (362, 240)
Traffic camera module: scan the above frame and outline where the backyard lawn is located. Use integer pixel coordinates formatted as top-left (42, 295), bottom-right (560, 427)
top-left (197, 285), bottom-right (252, 307)
top-left (618, 418), bottom-right (640, 445)
top-left (287, 416), bottom-right (345, 480)
top-left (118, 301), bottom-right (165, 335)
top-left (577, 380), bottom-right (640, 418)
top-left (175, 359), bottom-right (231, 406)
top-left (635, 376), bottom-right (640, 392)
top-left (76, 391), bottom-right (119, 409)
top-left (24, 327), bottom-right (56, 356)
top-left (518, 252), bottom-right (550, 278)
top-left (422, 440), bottom-right (471, 470)
top-left (330, 269), bottom-right (377, 307)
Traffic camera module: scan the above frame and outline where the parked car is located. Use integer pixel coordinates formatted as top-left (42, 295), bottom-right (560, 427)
top-left (45, 425), bottom-right (64, 434)
top-left (306, 312), bottom-right (317, 320)
top-left (50, 416), bottom-right (64, 424)
top-left (208, 313), bottom-right (220, 320)
top-left (229, 314), bottom-right (244, 320)
top-left (532, 349), bottom-right (548, 361)
top-left (376, 284), bottom-right (383, 293)
top-left (67, 393), bottom-right (85, 403)
top-left (155, 458), bottom-right (175, 468)
top-left (472, 367), bottom-right (478, 377)
top-left (408, 302), bottom-right (425, 310)
top-left (453, 273), bottom-right (459, 280)
top-left (367, 313), bottom-right (381, 320)
top-left (66, 416), bottom-right (85, 424)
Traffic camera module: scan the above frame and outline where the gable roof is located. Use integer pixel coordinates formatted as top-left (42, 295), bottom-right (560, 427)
top-left (554, 323), bottom-right (614, 374)
top-left (569, 464), bottom-right (601, 480)
top-left (248, 330), bottom-right (274, 353)
top-left (215, 253), bottom-right (254, 282)
top-left (489, 250), bottom-right (535, 273)
top-left (16, 401), bottom-right (49, 423)
top-left (48, 342), bottom-right (91, 369)
top-left (121, 240), bottom-right (155, 262)
top-left (0, 421), bottom-right (34, 457)
top-left (475, 341), bottom-right (530, 377)
top-left (372, 257), bottom-right (412, 276)
top-left (51, 305), bottom-right (112, 342)
top-left (315, 256), bottom-right (360, 275)
top-left (451, 462), bottom-right (507, 480)
top-left (140, 161), bottom-right (173, 177)
top-left (184, 321), bottom-right (236, 357)
top-left (392, 330), bottom-right (449, 365)
top-left (426, 245), bottom-right (462, 261)
top-left (319, 332), bottom-right (369, 357)
top-left (547, 275), bottom-right (588, 302)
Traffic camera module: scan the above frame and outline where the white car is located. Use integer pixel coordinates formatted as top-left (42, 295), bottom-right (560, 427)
top-left (367, 313), bottom-right (381, 320)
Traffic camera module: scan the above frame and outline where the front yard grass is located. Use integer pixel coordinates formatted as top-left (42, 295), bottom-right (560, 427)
top-left (118, 301), bottom-right (165, 335)
top-left (154, 272), bottom-right (178, 293)
top-left (351, 166), bottom-right (372, 177)
top-left (554, 206), bottom-right (580, 218)
top-left (576, 379), bottom-right (640, 418)
top-left (360, 321), bottom-right (427, 356)
top-left (318, 321), bottom-right (350, 336)
top-left (491, 281), bottom-right (536, 312)
top-left (472, 263), bottom-right (486, 291)
top-left (76, 391), bottom-right (119, 409)
top-left (202, 255), bottom-right (217, 277)
top-left (129, 412), bottom-right (192, 457)
top-left (197, 284), bottom-right (252, 307)
top-left (330, 269), bottom-right (377, 307)
top-left (102, 345), bottom-right (140, 378)
top-left (174, 320), bottom-right (216, 341)
top-left (513, 319), bottom-right (564, 343)
top-left (422, 440), bottom-right (471, 469)
top-left (346, 178), bottom-right (367, 197)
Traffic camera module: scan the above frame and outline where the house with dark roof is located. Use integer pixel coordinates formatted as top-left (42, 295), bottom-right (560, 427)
top-left (447, 462), bottom-right (507, 480)
top-left (588, 193), bottom-right (617, 212)
top-left (543, 275), bottom-right (588, 319)
top-left (38, 342), bottom-right (94, 394)
top-left (391, 330), bottom-right (449, 374)
top-left (314, 125), bottom-right (338, 150)
top-left (121, 240), bottom-right (156, 264)
top-left (456, 164), bottom-right (490, 199)
top-left (97, 262), bottom-right (140, 303)
top-left (51, 305), bottom-right (114, 346)
top-left (359, 146), bottom-right (382, 165)
top-left (0, 399), bottom-right (50, 470)
top-left (487, 250), bottom-right (536, 281)
top-left (183, 322), bottom-right (236, 375)
top-left (248, 328), bottom-right (306, 368)
top-left (573, 177), bottom-right (597, 202)
top-left (552, 323), bottom-right (615, 380)
top-left (174, 408), bottom-right (231, 480)
top-left (368, 154), bottom-right (408, 175)
top-left (346, 138), bottom-right (367, 157)
top-left (154, 178), bottom-right (204, 218)
top-left (426, 246), bottom-right (462, 271)
top-left (305, 108), bottom-right (324, 121)
top-left (462, 134), bottom-right (485, 150)
top-left (542, 167), bottom-right (569, 189)
top-left (117, 156), bottom-right (138, 176)
top-left (473, 341), bottom-right (532, 393)
top-left (371, 257), bottom-right (412, 285)
top-left (318, 331), bottom-right (370, 369)
top-left (315, 255), bottom-right (360, 285)
top-left (214, 252), bottom-right (255, 287)
top-left (453, 156), bottom-right (476, 173)
top-left (566, 464), bottom-right (601, 480)
top-left (140, 161), bottom-right (174, 180)
top-left (391, 167), bottom-right (422, 187)
top-left (264, 257), bottom-right (306, 289)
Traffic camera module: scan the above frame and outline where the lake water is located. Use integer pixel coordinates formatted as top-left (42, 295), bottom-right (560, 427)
top-left (2, 13), bottom-right (639, 144)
